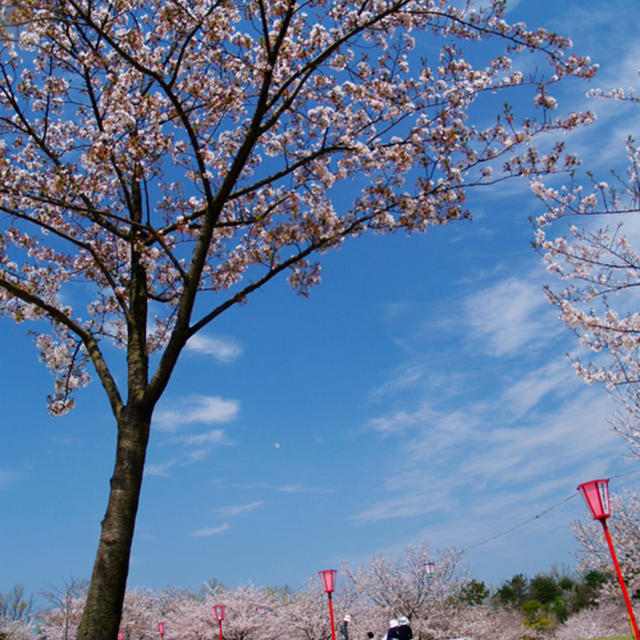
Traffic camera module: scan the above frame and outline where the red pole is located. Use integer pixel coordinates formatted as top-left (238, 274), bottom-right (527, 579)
top-left (327, 593), bottom-right (336, 640)
top-left (601, 519), bottom-right (640, 640)
top-left (219, 620), bottom-right (223, 640)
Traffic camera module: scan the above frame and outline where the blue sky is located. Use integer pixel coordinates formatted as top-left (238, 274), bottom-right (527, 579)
top-left (1, 0), bottom-right (640, 601)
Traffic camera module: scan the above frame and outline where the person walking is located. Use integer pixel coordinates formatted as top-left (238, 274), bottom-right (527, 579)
top-left (397, 617), bottom-right (412, 640)
top-left (382, 619), bottom-right (399, 640)
top-left (340, 615), bottom-right (352, 640)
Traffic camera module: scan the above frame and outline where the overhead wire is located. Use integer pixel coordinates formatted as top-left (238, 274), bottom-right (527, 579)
top-left (465, 493), bottom-right (577, 552)
top-left (463, 465), bottom-right (640, 553)
top-left (611, 466), bottom-right (640, 481)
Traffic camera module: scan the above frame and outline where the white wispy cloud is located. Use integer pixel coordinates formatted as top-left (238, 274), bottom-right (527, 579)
top-left (153, 395), bottom-right (240, 433)
top-left (463, 274), bottom-right (561, 357)
top-left (185, 334), bottom-right (242, 362)
top-left (354, 382), bottom-right (618, 525)
top-left (216, 500), bottom-right (264, 517)
top-left (498, 358), bottom-right (581, 420)
top-left (209, 480), bottom-right (333, 494)
top-left (144, 460), bottom-right (177, 477)
top-left (147, 429), bottom-right (230, 477)
top-left (278, 485), bottom-right (335, 494)
top-left (356, 265), bottom-right (620, 524)
top-left (184, 448), bottom-right (209, 463)
top-left (462, 392), bottom-right (618, 487)
top-left (367, 402), bottom-right (437, 436)
top-left (367, 364), bottom-right (428, 402)
top-left (180, 429), bottom-right (226, 446)
top-left (191, 523), bottom-right (230, 537)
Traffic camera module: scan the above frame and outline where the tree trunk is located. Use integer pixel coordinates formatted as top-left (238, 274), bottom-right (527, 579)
top-left (76, 404), bottom-right (152, 640)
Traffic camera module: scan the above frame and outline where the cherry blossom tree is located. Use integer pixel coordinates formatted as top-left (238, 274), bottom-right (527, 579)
top-left (448, 604), bottom-right (525, 640)
top-left (552, 601), bottom-right (631, 640)
top-left (343, 544), bottom-right (468, 639)
top-left (38, 584), bottom-right (195, 640)
top-left (0, 0), bottom-right (596, 637)
top-left (193, 585), bottom-right (290, 640)
top-left (0, 585), bottom-right (35, 640)
top-left (37, 579), bottom-right (89, 640)
top-left (0, 618), bottom-right (36, 640)
top-left (37, 586), bottom-right (86, 640)
top-left (0, 586), bottom-right (33, 625)
top-left (120, 588), bottom-right (182, 640)
top-left (532, 81), bottom-right (640, 453)
top-left (280, 579), bottom-right (348, 640)
top-left (341, 544), bottom-right (533, 640)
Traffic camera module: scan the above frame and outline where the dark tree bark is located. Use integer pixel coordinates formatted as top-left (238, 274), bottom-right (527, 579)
top-left (77, 406), bottom-right (152, 640)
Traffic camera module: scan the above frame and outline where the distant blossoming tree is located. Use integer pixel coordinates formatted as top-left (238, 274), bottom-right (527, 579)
top-left (552, 602), bottom-right (631, 640)
top-left (532, 80), bottom-right (640, 453)
top-left (0, 619), bottom-right (35, 640)
top-left (451, 604), bottom-right (525, 640)
top-left (0, 0), bottom-right (596, 637)
top-left (0, 585), bottom-right (35, 640)
top-left (37, 579), bottom-right (88, 640)
top-left (38, 585), bottom-right (183, 640)
top-left (281, 577), bottom-right (355, 640)
top-left (162, 584), bottom-right (292, 640)
top-left (343, 544), bottom-right (469, 639)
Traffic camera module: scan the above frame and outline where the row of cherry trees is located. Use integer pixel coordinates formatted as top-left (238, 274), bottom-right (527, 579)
top-left (2, 582), bottom-right (631, 640)
top-left (1, 544), bottom-right (532, 640)
top-left (4, 530), bottom-right (640, 640)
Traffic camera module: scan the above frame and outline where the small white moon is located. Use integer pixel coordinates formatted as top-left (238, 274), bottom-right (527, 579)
top-left (274, 442), bottom-right (280, 448)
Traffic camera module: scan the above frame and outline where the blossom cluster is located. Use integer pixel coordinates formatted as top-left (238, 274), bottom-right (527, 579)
top-left (0, 0), bottom-right (596, 413)
top-left (532, 114), bottom-right (640, 452)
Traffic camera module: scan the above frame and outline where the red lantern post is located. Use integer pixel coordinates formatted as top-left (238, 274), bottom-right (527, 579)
top-left (214, 604), bottom-right (226, 640)
top-left (158, 622), bottom-right (166, 640)
top-left (319, 570), bottom-right (337, 640)
top-left (578, 479), bottom-right (640, 640)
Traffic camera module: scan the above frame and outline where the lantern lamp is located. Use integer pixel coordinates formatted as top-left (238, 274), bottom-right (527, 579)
top-left (424, 561), bottom-right (435, 579)
top-left (214, 604), bottom-right (226, 640)
top-left (577, 479), bottom-right (611, 520)
top-left (158, 622), bottom-right (166, 639)
top-left (319, 569), bottom-right (336, 594)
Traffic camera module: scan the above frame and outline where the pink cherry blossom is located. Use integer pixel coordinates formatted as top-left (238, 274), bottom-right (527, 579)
top-left (532, 123), bottom-right (640, 453)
